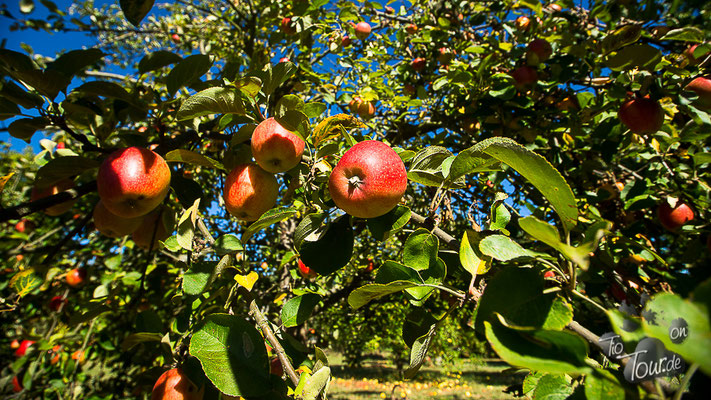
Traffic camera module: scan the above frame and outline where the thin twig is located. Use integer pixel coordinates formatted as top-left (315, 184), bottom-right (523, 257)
top-left (0, 181), bottom-right (97, 223)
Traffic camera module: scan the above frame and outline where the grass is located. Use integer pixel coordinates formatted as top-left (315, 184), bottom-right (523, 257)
top-left (326, 354), bottom-right (524, 400)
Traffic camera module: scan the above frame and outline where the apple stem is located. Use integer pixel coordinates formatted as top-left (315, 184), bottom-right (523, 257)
top-left (348, 175), bottom-right (362, 188)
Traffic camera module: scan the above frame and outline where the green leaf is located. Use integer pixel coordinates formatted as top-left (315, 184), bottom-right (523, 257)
top-left (660, 27), bottom-right (705, 42)
top-left (408, 147), bottom-right (462, 188)
top-left (605, 44), bottom-right (662, 71)
top-left (261, 61), bottom-right (297, 95)
top-left (35, 156), bottom-right (100, 188)
top-left (489, 192), bottom-right (511, 233)
top-left (348, 281), bottom-right (418, 309)
top-left (121, 333), bottom-right (163, 351)
top-left (479, 234), bottom-right (538, 261)
top-left (8, 117), bottom-right (47, 141)
top-left (584, 370), bottom-right (626, 400)
top-left (138, 50), bottom-right (182, 74)
top-left (176, 199), bottom-right (200, 251)
top-left (182, 261), bottom-right (215, 296)
top-left (299, 215), bottom-right (354, 276)
top-left (47, 49), bottom-right (105, 78)
top-left (601, 24), bottom-right (643, 54)
top-left (474, 267), bottom-right (573, 333)
top-left (242, 206), bottom-right (298, 243)
top-left (294, 212), bottom-right (327, 250)
top-left (641, 292), bottom-right (711, 376)
top-left (170, 174), bottom-right (204, 210)
top-left (165, 149), bottom-right (225, 170)
top-left (366, 205), bottom-right (411, 241)
top-left (301, 366), bottom-right (331, 400)
top-left (692, 152), bottom-right (711, 166)
top-left (0, 81), bottom-right (44, 109)
top-left (459, 230), bottom-right (491, 278)
top-left (304, 102), bottom-right (327, 119)
top-left (234, 76), bottom-right (262, 98)
top-left (9, 268), bottom-right (43, 297)
top-left (177, 87), bottom-right (247, 121)
top-left (69, 305), bottom-right (112, 325)
top-left (404, 321), bottom-right (437, 379)
top-left (531, 373), bottom-right (573, 400)
top-left (189, 314), bottom-right (270, 397)
top-left (166, 54), bottom-right (212, 95)
top-left (0, 49), bottom-right (69, 98)
top-left (214, 234), bottom-right (243, 256)
top-left (0, 98), bottom-right (21, 120)
top-left (281, 294), bottom-right (321, 327)
top-left (75, 81), bottom-right (135, 104)
top-left (119, 0), bottom-right (155, 26)
top-left (311, 113), bottom-right (364, 147)
top-left (518, 216), bottom-right (591, 269)
top-left (403, 228), bottom-right (439, 271)
top-left (484, 317), bottom-right (592, 374)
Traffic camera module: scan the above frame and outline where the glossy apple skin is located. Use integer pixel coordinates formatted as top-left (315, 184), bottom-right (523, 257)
top-left (328, 141), bottom-right (408, 218)
top-left (66, 268), bottom-right (87, 288)
top-left (31, 178), bottom-right (77, 216)
top-left (15, 219), bottom-right (35, 233)
top-left (341, 35), bottom-right (352, 47)
top-left (658, 201), bottom-right (694, 231)
top-left (515, 16), bottom-right (530, 31)
top-left (357, 101), bottom-right (376, 120)
top-left (133, 210), bottom-right (172, 250)
top-left (511, 66), bottom-right (538, 88)
top-left (527, 39), bottom-right (552, 63)
top-left (49, 295), bottom-right (66, 311)
top-left (298, 259), bottom-right (317, 279)
top-left (411, 57), bottom-right (426, 72)
top-left (618, 97), bottom-right (664, 134)
top-left (251, 118), bottom-right (305, 173)
top-left (685, 76), bottom-right (711, 110)
top-left (151, 368), bottom-right (204, 400)
top-left (223, 164), bottom-right (278, 221)
top-left (93, 201), bottom-right (143, 238)
top-left (354, 21), bottom-right (371, 40)
top-left (97, 147), bottom-right (171, 218)
top-left (15, 340), bottom-right (34, 357)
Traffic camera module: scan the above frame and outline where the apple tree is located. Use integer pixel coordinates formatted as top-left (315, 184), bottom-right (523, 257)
top-left (1, 0), bottom-right (711, 399)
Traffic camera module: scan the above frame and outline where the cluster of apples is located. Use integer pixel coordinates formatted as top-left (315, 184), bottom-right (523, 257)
top-left (348, 96), bottom-right (376, 120)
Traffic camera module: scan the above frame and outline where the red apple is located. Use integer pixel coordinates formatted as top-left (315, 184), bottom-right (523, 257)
top-left (31, 178), bottom-right (77, 216)
top-left (12, 376), bottom-right (22, 393)
top-left (56, 142), bottom-right (66, 150)
top-left (72, 349), bottom-right (85, 363)
top-left (50, 345), bottom-right (62, 365)
top-left (549, 3), bottom-right (562, 12)
top-left (223, 164), bottom-right (279, 221)
top-left (151, 368), bottom-right (204, 400)
top-left (14, 219), bottom-right (35, 233)
top-left (357, 101), bottom-right (376, 120)
top-left (511, 66), bottom-right (538, 88)
top-left (251, 117), bottom-right (305, 173)
top-left (281, 17), bottom-right (296, 35)
top-left (66, 268), bottom-right (87, 288)
top-left (684, 44), bottom-right (709, 66)
top-left (298, 259), bottom-right (317, 279)
top-left (49, 295), bottom-right (67, 311)
top-left (270, 357), bottom-right (284, 376)
top-left (365, 258), bottom-right (375, 272)
top-left (11, 339), bottom-right (20, 349)
top-left (328, 140), bottom-right (408, 218)
top-left (411, 57), bottom-right (426, 72)
top-left (543, 270), bottom-right (555, 279)
top-left (354, 21), bottom-right (371, 40)
top-left (348, 96), bottom-right (362, 113)
top-left (15, 340), bottom-right (34, 357)
top-left (515, 16), bottom-right (531, 31)
top-left (97, 147), bottom-right (171, 218)
top-left (658, 200), bottom-right (694, 231)
top-left (133, 210), bottom-right (172, 250)
top-left (341, 35), bottom-right (352, 47)
top-left (405, 24), bottom-right (418, 35)
top-left (171, 34), bottom-right (181, 43)
top-left (279, 57), bottom-right (290, 63)
top-left (618, 97), bottom-right (664, 134)
top-left (93, 201), bottom-right (143, 238)
top-left (685, 76), bottom-right (711, 110)
top-left (526, 38), bottom-right (552, 64)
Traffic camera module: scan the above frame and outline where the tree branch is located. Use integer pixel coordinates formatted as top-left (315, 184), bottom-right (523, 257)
top-left (410, 211), bottom-right (460, 249)
top-left (0, 181), bottom-right (96, 223)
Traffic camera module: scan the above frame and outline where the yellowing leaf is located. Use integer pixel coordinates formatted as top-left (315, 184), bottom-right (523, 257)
top-left (311, 114), bottom-right (364, 147)
top-left (234, 271), bottom-right (258, 291)
top-left (0, 172), bottom-right (14, 196)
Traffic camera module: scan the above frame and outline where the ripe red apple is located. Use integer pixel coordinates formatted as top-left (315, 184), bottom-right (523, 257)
top-left (341, 35), bottom-right (352, 47)
top-left (50, 345), bottom-right (61, 365)
top-left (31, 178), bottom-right (77, 216)
top-left (543, 270), bottom-right (555, 279)
top-left (365, 258), bottom-right (375, 272)
top-left (357, 101), bottom-right (376, 120)
top-left (278, 57), bottom-right (290, 63)
top-left (685, 76), bottom-right (711, 110)
top-left (354, 21), bottom-right (371, 40)
top-left (349, 96), bottom-right (362, 113)
top-left (511, 66), bottom-right (538, 89)
top-left (526, 38), bottom-right (552, 64)
top-left (658, 200), bottom-right (694, 231)
top-left (97, 147), bottom-right (171, 219)
top-left (223, 164), bottom-right (279, 221)
top-left (618, 97), bottom-right (664, 134)
top-left (12, 376), bottom-right (22, 393)
top-left (411, 57), bottom-right (426, 72)
top-left (328, 140), bottom-right (408, 218)
top-left (56, 142), bottom-right (66, 150)
top-left (133, 210), bottom-right (172, 250)
top-left (437, 48), bottom-right (454, 65)
top-left (405, 24), bottom-right (418, 35)
top-left (251, 117), bottom-right (305, 173)
top-left (683, 44), bottom-right (709, 66)
top-left (549, 3), bottom-right (562, 12)
top-left (66, 268), bottom-right (87, 288)
top-left (270, 357), bottom-right (284, 376)
top-left (151, 368), bottom-right (204, 400)
top-left (281, 17), bottom-right (296, 35)
top-left (15, 340), bottom-right (34, 357)
top-left (14, 219), bottom-right (35, 233)
top-left (298, 259), bottom-right (317, 279)
top-left (49, 295), bottom-right (67, 311)
top-left (93, 201), bottom-right (143, 238)
top-left (72, 349), bottom-right (85, 363)
top-left (514, 16), bottom-right (531, 31)
top-left (171, 34), bottom-right (181, 43)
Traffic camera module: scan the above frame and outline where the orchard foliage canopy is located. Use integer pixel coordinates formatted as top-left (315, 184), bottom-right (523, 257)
top-left (1, 0), bottom-right (711, 399)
